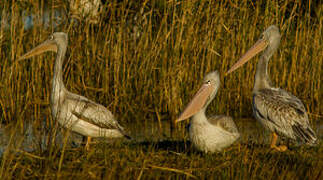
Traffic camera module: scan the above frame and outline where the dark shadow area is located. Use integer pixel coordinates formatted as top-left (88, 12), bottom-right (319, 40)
top-left (127, 139), bottom-right (195, 154)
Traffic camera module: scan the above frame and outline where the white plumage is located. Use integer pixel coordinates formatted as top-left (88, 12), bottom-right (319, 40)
top-left (19, 32), bottom-right (130, 150)
top-left (176, 71), bottom-right (240, 153)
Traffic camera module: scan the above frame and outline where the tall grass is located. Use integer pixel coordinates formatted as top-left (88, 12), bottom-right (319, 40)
top-left (0, 0), bottom-right (322, 179)
top-left (1, 0), bottom-right (322, 126)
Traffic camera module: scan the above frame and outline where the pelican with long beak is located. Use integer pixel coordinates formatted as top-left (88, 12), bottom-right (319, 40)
top-left (19, 32), bottom-right (130, 150)
top-left (176, 71), bottom-right (240, 153)
top-left (226, 25), bottom-right (317, 151)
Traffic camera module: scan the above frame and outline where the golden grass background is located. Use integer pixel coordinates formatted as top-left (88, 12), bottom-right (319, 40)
top-left (1, 0), bottom-right (322, 127)
top-left (0, 0), bottom-right (322, 179)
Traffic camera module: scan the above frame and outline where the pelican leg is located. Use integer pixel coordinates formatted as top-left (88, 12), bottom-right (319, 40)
top-left (85, 137), bottom-right (91, 151)
top-left (270, 132), bottom-right (287, 152)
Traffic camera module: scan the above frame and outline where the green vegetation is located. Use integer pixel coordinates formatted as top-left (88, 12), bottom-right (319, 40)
top-left (0, 0), bottom-right (322, 179)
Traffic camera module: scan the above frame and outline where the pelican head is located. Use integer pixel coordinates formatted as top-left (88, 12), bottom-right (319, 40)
top-left (19, 32), bottom-right (68, 60)
top-left (176, 70), bottom-right (221, 123)
top-left (226, 25), bottom-right (281, 75)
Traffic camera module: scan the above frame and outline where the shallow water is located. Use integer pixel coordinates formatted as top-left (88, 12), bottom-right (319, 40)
top-left (0, 116), bottom-right (321, 156)
top-left (128, 117), bottom-right (323, 141)
top-left (0, 121), bottom-right (83, 156)
top-left (1, 8), bottom-right (66, 31)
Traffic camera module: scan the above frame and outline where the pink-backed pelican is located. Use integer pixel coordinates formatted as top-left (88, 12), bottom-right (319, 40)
top-left (226, 25), bottom-right (317, 151)
top-left (176, 71), bottom-right (240, 153)
top-left (19, 32), bottom-right (130, 150)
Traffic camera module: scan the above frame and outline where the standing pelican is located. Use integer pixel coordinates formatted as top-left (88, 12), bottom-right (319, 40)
top-left (226, 25), bottom-right (317, 151)
top-left (19, 32), bottom-right (130, 150)
top-left (176, 71), bottom-right (240, 153)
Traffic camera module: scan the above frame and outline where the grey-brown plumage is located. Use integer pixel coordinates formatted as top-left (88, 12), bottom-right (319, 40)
top-left (226, 25), bottom-right (317, 151)
top-left (253, 88), bottom-right (316, 145)
top-left (19, 32), bottom-right (130, 150)
top-left (60, 91), bottom-right (130, 139)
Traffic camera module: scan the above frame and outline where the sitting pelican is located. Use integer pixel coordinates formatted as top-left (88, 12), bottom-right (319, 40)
top-left (176, 71), bottom-right (240, 153)
top-left (226, 25), bottom-right (317, 151)
top-left (19, 32), bottom-right (130, 150)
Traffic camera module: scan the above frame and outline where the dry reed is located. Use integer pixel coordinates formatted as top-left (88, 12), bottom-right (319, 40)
top-left (0, 0), bottom-right (322, 179)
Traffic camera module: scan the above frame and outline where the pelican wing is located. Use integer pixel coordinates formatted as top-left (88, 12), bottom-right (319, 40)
top-left (65, 92), bottom-right (128, 136)
top-left (253, 88), bottom-right (317, 144)
top-left (208, 115), bottom-right (240, 135)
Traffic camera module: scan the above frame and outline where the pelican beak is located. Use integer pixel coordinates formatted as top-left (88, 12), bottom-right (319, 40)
top-left (18, 39), bottom-right (57, 60)
top-left (226, 38), bottom-right (268, 75)
top-left (176, 83), bottom-right (214, 123)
